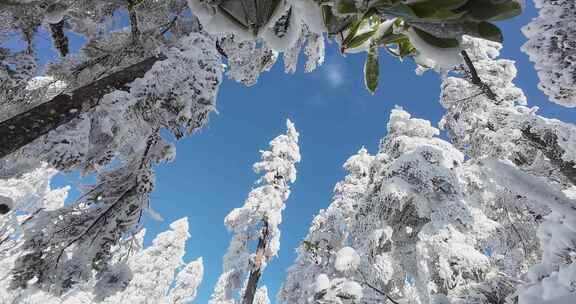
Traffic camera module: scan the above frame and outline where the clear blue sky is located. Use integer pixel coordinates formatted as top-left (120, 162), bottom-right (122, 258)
top-left (42, 2), bottom-right (576, 303)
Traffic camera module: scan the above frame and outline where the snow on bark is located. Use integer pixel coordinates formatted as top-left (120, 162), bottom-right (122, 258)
top-left (211, 119), bottom-right (300, 304)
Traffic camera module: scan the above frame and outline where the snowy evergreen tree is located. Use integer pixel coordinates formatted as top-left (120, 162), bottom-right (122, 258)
top-left (354, 108), bottom-right (502, 304)
top-left (2, 0), bottom-right (576, 303)
top-left (1, 11), bottom-right (223, 292)
top-left (210, 119), bottom-right (301, 304)
top-left (438, 32), bottom-right (576, 303)
top-left (1, 216), bottom-right (204, 304)
top-left (278, 147), bottom-right (373, 303)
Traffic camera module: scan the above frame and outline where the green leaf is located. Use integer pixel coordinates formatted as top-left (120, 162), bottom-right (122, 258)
top-left (364, 44), bottom-right (379, 94)
top-left (463, 21), bottom-right (503, 42)
top-left (460, 0), bottom-right (523, 22)
top-left (388, 3), bottom-right (418, 18)
top-left (417, 0), bottom-right (469, 10)
top-left (398, 39), bottom-right (416, 58)
top-left (375, 33), bottom-right (405, 45)
top-left (408, 0), bottom-right (469, 20)
top-left (322, 5), bottom-right (353, 34)
top-left (410, 5), bottom-right (467, 21)
top-left (336, 0), bottom-right (358, 15)
top-left (412, 27), bottom-right (460, 48)
top-left (346, 30), bottom-right (377, 49)
top-left (342, 17), bottom-right (364, 47)
top-left (436, 0), bottom-right (470, 9)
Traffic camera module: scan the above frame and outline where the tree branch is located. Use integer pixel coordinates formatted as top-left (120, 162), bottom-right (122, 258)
top-left (521, 126), bottom-right (576, 186)
top-left (358, 271), bottom-right (400, 304)
top-left (127, 0), bottom-right (141, 43)
top-left (460, 50), bottom-right (497, 102)
top-left (0, 54), bottom-right (166, 160)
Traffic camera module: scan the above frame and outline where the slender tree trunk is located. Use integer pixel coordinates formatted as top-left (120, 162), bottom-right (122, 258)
top-left (522, 126), bottom-right (576, 186)
top-left (242, 220), bottom-right (270, 304)
top-left (0, 54), bottom-right (165, 159)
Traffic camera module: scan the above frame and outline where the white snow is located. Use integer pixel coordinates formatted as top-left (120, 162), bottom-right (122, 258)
top-left (334, 247), bottom-right (361, 273)
top-left (404, 27), bottom-right (462, 72)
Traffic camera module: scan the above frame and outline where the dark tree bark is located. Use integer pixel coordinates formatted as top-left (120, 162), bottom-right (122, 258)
top-left (242, 220), bottom-right (270, 304)
top-left (461, 50), bottom-right (497, 101)
top-left (0, 54), bottom-right (165, 159)
top-left (522, 126), bottom-right (576, 186)
top-left (49, 20), bottom-right (68, 57)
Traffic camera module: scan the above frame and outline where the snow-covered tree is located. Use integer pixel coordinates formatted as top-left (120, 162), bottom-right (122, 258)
top-left (0, 0), bottom-right (325, 291)
top-left (280, 107), bottom-right (517, 303)
top-left (1, 216), bottom-right (204, 304)
top-left (188, 0), bottom-right (523, 93)
top-left (354, 108), bottom-right (503, 304)
top-left (277, 31), bottom-right (576, 300)
top-left (0, 164), bottom-right (69, 280)
top-left (2, 0), bottom-right (576, 303)
top-left (522, 0), bottom-right (576, 108)
top-left (278, 147), bottom-right (373, 303)
top-left (210, 119), bottom-right (300, 304)
top-left (1, 15), bottom-right (223, 293)
top-left (0, 0), bottom-right (527, 292)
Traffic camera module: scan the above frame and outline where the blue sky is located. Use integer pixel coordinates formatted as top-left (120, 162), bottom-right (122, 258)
top-left (37, 2), bottom-right (576, 303)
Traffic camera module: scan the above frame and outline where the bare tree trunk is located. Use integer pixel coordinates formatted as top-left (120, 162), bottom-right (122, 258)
top-left (242, 220), bottom-right (270, 304)
top-left (0, 54), bottom-right (165, 159)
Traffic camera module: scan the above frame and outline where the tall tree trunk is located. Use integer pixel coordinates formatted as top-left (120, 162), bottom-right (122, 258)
top-left (242, 220), bottom-right (270, 304)
top-left (0, 54), bottom-right (165, 159)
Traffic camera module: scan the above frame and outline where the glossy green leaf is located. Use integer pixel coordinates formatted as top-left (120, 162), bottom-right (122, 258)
top-left (410, 5), bottom-right (467, 21)
top-left (364, 44), bottom-right (380, 94)
top-left (342, 18), bottom-right (364, 47)
top-left (432, 0), bottom-right (469, 10)
top-left (398, 39), bottom-right (416, 58)
top-left (375, 32), bottom-right (404, 45)
top-left (388, 3), bottom-right (418, 18)
top-left (346, 30), bottom-right (377, 49)
top-left (463, 21), bottom-right (503, 42)
top-left (336, 0), bottom-right (358, 15)
top-left (461, 0), bottom-right (523, 21)
top-left (412, 27), bottom-right (459, 48)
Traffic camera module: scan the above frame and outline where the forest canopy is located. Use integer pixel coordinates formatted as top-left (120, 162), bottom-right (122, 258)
top-left (1, 0), bottom-right (576, 303)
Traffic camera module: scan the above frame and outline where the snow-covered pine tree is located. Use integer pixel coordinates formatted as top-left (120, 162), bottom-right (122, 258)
top-left (0, 2), bottom-right (526, 293)
top-left (210, 119), bottom-right (300, 304)
top-left (352, 108), bottom-right (501, 304)
top-left (279, 107), bottom-right (508, 304)
top-left (437, 31), bottom-right (576, 302)
top-left (278, 147), bottom-right (373, 303)
top-left (0, 0), bottom-right (324, 291)
top-left (1, 15), bottom-right (223, 294)
top-left (0, 164), bottom-right (69, 275)
top-left (1, 216), bottom-right (204, 304)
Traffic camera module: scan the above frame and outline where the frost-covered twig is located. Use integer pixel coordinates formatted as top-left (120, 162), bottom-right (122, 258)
top-left (460, 50), bottom-right (497, 101)
top-left (358, 271), bottom-right (399, 304)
